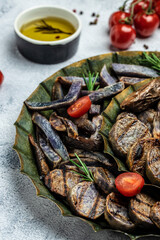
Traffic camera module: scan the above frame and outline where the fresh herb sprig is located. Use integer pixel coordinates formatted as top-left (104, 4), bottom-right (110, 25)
top-left (34, 19), bottom-right (72, 35)
top-left (69, 153), bottom-right (94, 182)
top-left (139, 52), bottom-right (160, 73)
top-left (83, 72), bottom-right (100, 91)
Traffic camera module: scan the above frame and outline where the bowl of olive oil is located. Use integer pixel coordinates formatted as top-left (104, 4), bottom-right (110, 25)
top-left (14, 6), bottom-right (82, 64)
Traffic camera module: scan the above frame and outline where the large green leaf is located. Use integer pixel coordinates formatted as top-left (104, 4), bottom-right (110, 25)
top-left (13, 51), bottom-right (160, 240)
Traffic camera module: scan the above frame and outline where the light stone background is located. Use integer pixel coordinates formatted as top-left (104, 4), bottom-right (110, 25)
top-left (0, 0), bottom-right (160, 239)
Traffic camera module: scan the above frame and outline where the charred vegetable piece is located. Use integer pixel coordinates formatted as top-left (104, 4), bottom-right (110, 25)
top-left (92, 114), bottom-right (103, 129)
top-left (112, 63), bottom-right (159, 78)
top-left (32, 112), bottom-right (69, 161)
top-left (146, 142), bottom-right (160, 186)
top-left (129, 193), bottom-right (156, 228)
top-left (100, 64), bottom-right (117, 86)
top-left (59, 163), bottom-right (97, 175)
top-left (59, 158), bottom-right (105, 170)
top-left (127, 138), bottom-right (158, 177)
top-left (45, 169), bottom-right (82, 197)
top-left (157, 101), bottom-right (160, 111)
top-left (109, 112), bottom-right (151, 158)
top-left (81, 90), bottom-right (93, 96)
top-left (28, 134), bottom-right (50, 177)
top-left (69, 149), bottom-right (113, 167)
top-left (92, 152), bottom-right (115, 167)
top-left (89, 82), bottom-right (124, 103)
top-left (49, 112), bottom-right (66, 131)
top-left (57, 76), bottom-right (100, 88)
top-left (68, 181), bottom-right (105, 219)
top-left (89, 104), bottom-right (101, 116)
top-left (78, 113), bottom-right (88, 119)
top-left (74, 117), bottom-right (96, 135)
top-left (25, 81), bottom-right (82, 111)
top-left (57, 76), bottom-right (85, 86)
top-left (38, 133), bottom-right (61, 168)
top-left (50, 112), bottom-right (78, 138)
top-left (138, 109), bottom-right (156, 134)
top-left (52, 81), bottom-right (64, 100)
top-left (65, 115), bottom-right (103, 151)
top-left (62, 118), bottom-right (78, 139)
top-left (121, 78), bottom-right (160, 112)
top-left (153, 112), bottom-right (160, 139)
top-left (119, 76), bottom-right (146, 85)
top-left (64, 135), bottom-right (103, 152)
top-left (150, 202), bottom-right (160, 229)
top-left (59, 164), bottom-right (79, 172)
top-left (104, 192), bottom-right (135, 232)
top-left (116, 112), bottom-right (136, 121)
top-left (94, 167), bottom-right (115, 194)
top-left (91, 115), bottom-right (103, 142)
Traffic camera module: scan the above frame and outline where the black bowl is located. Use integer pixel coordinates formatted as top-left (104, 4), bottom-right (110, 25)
top-left (14, 6), bottom-right (82, 64)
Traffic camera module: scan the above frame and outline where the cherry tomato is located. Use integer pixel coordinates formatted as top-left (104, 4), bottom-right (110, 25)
top-left (153, 0), bottom-right (160, 5)
top-left (109, 11), bottom-right (131, 29)
top-left (115, 172), bottom-right (145, 197)
top-left (154, 0), bottom-right (160, 17)
top-left (130, 0), bottom-right (150, 15)
top-left (0, 71), bottom-right (4, 85)
top-left (134, 11), bottom-right (159, 37)
top-left (67, 96), bottom-right (91, 118)
top-left (110, 23), bottom-right (136, 49)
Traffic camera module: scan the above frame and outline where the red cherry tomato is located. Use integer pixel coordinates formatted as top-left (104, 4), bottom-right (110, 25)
top-left (67, 96), bottom-right (91, 118)
top-left (109, 11), bottom-right (131, 29)
top-left (115, 172), bottom-right (145, 197)
top-left (134, 11), bottom-right (159, 37)
top-left (130, 0), bottom-right (150, 15)
top-left (154, 0), bottom-right (160, 17)
top-left (153, 0), bottom-right (160, 6)
top-left (0, 71), bottom-right (4, 85)
top-left (110, 23), bottom-right (136, 49)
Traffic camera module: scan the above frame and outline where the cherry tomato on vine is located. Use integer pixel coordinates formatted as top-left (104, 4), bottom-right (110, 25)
top-left (67, 96), bottom-right (91, 118)
top-left (130, 0), bottom-right (150, 15)
top-left (134, 11), bottom-right (159, 37)
top-left (110, 23), bottom-right (136, 49)
top-left (154, 0), bottom-right (160, 17)
top-left (115, 172), bottom-right (145, 197)
top-left (153, 0), bottom-right (160, 5)
top-left (109, 11), bottom-right (131, 29)
top-left (0, 71), bottom-right (4, 85)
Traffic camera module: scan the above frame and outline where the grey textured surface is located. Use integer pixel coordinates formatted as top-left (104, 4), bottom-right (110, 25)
top-left (0, 0), bottom-right (160, 239)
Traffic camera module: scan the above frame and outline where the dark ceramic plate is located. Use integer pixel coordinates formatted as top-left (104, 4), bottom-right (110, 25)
top-left (13, 51), bottom-right (160, 240)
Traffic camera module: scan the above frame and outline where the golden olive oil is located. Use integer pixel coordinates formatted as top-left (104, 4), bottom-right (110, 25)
top-left (20, 17), bottom-right (75, 41)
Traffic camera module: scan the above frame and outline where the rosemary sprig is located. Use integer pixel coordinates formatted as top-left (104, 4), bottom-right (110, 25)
top-left (139, 52), bottom-right (160, 73)
top-left (83, 72), bottom-right (100, 91)
top-left (34, 19), bottom-right (72, 35)
top-left (69, 153), bottom-right (94, 182)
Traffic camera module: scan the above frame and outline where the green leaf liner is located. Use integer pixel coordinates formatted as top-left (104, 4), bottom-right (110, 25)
top-left (13, 51), bottom-right (160, 240)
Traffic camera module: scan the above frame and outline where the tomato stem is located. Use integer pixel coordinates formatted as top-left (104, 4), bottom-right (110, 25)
top-left (122, 0), bottom-right (142, 25)
top-left (146, 0), bottom-right (154, 14)
top-left (119, 0), bottom-right (129, 11)
top-left (129, 0), bottom-right (143, 22)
